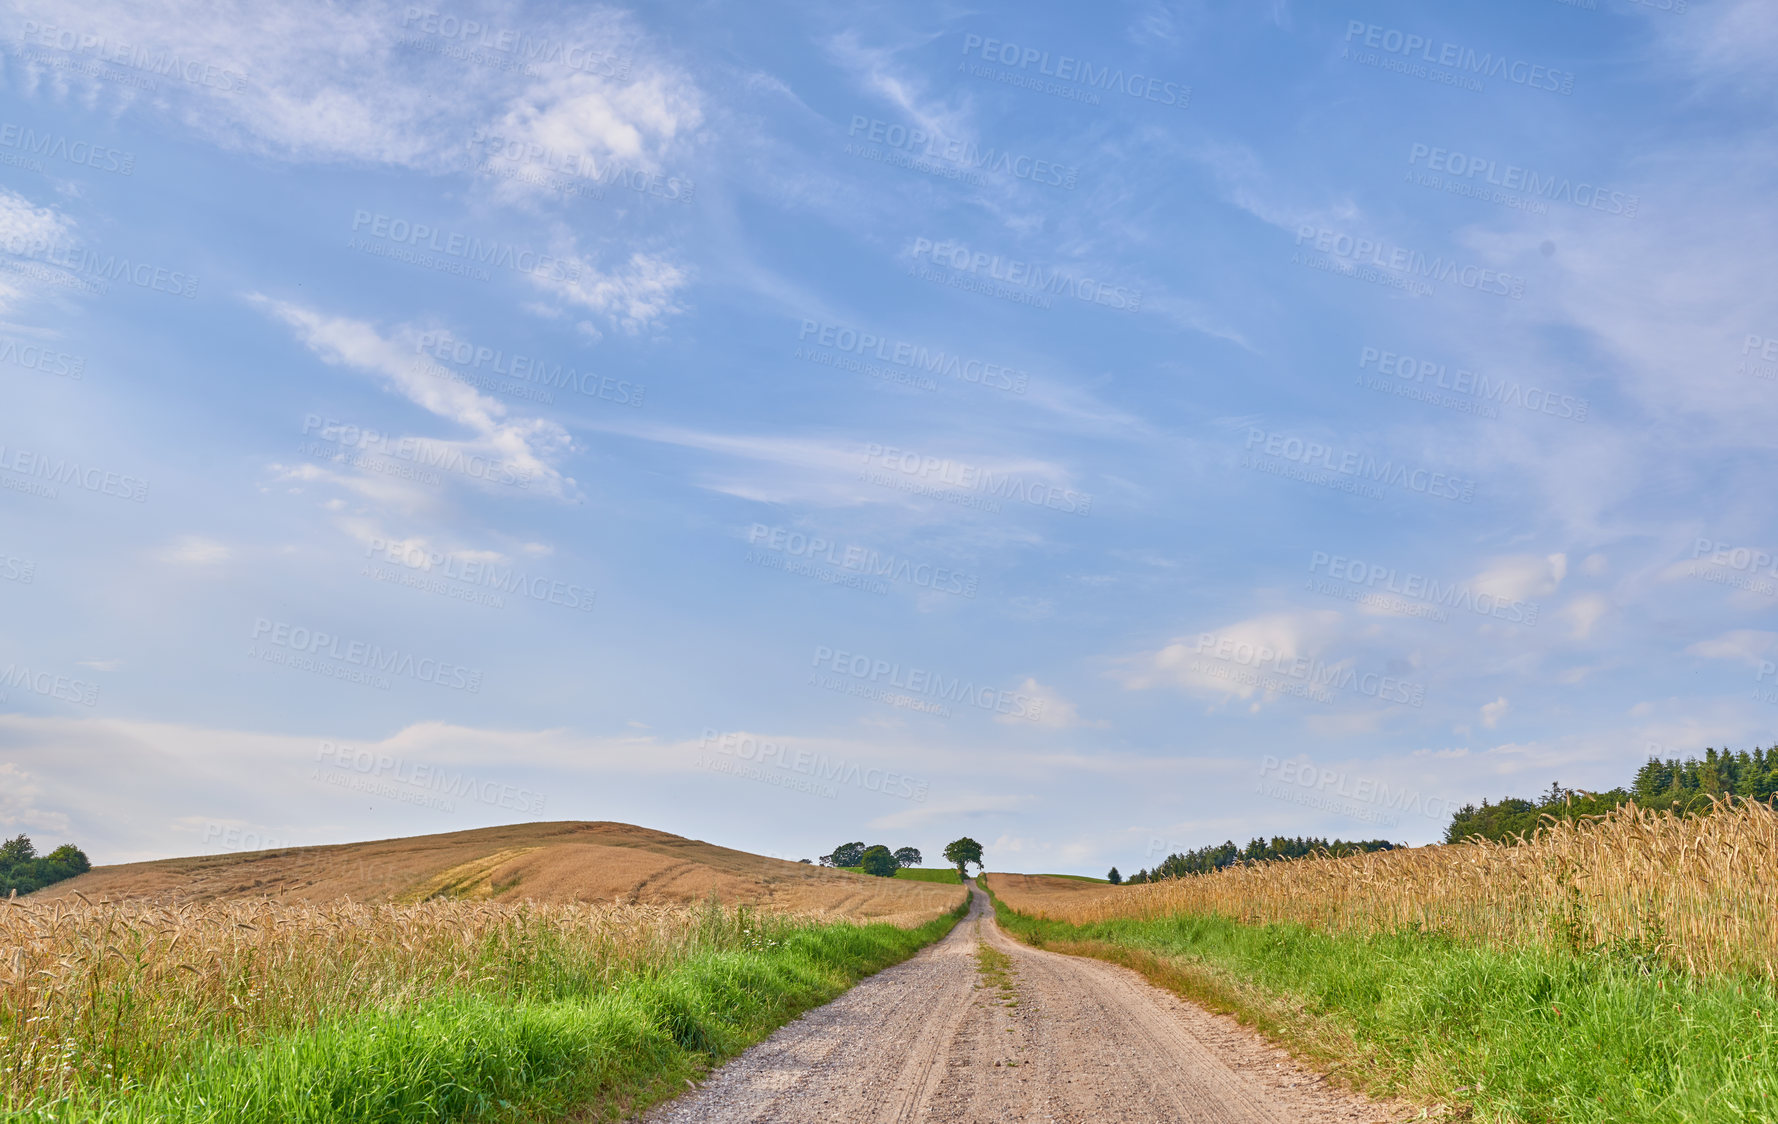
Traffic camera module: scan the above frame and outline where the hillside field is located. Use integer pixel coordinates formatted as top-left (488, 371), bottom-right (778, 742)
top-left (32, 821), bottom-right (964, 927)
top-left (983, 801), bottom-right (1778, 1124)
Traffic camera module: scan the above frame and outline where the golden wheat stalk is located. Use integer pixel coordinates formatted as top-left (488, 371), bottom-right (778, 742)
top-left (994, 799), bottom-right (1778, 982)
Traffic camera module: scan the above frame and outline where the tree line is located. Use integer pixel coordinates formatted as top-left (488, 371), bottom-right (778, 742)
top-left (819, 841), bottom-right (922, 877)
top-left (1112, 745), bottom-right (1778, 885)
top-left (1443, 745), bottom-right (1778, 844)
top-left (1, 834), bottom-right (90, 896)
top-left (818, 837), bottom-right (983, 879)
top-left (1114, 835), bottom-right (1396, 885)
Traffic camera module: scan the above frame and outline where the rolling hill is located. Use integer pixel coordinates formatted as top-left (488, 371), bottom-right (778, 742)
top-left (31, 821), bottom-right (965, 926)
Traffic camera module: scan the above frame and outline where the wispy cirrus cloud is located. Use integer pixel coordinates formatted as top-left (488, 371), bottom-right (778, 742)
top-left (250, 296), bottom-right (577, 498)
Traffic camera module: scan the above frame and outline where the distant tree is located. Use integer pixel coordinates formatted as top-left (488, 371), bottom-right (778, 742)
top-left (943, 837), bottom-right (983, 879)
top-left (859, 845), bottom-right (899, 877)
top-left (893, 846), bottom-right (922, 868)
top-left (1125, 837), bottom-right (1399, 883)
top-left (820, 841), bottom-right (866, 868)
top-left (0, 837), bottom-right (89, 896)
top-left (1107, 866), bottom-right (1122, 885)
top-left (43, 845), bottom-right (89, 872)
top-left (0, 834), bottom-right (35, 867)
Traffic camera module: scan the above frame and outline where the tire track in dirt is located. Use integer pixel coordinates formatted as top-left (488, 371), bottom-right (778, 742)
top-left (641, 884), bottom-right (1411, 1123)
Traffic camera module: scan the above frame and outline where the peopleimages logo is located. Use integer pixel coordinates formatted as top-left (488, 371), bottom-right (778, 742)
top-left (0, 230), bottom-right (198, 298)
top-left (1194, 635), bottom-right (1426, 708)
top-left (1258, 755), bottom-right (1456, 823)
top-left (0, 336), bottom-right (85, 379)
top-left (0, 122), bottom-right (135, 175)
top-left (0, 662), bottom-right (99, 707)
top-left (301, 415), bottom-right (533, 488)
top-left (0, 440), bottom-right (149, 502)
top-left (1358, 346), bottom-right (1587, 422)
top-left (909, 237), bottom-right (1141, 312)
top-left (699, 729), bottom-right (930, 802)
top-left (0, 550), bottom-right (35, 584)
top-left (364, 538), bottom-right (596, 612)
top-left (414, 332), bottom-right (644, 405)
top-left (1294, 226), bottom-right (1524, 300)
top-left (1407, 144), bottom-right (1637, 217)
top-left (349, 211), bottom-right (579, 282)
top-left (314, 740), bottom-right (547, 814)
top-left (796, 320), bottom-right (1029, 394)
top-left (746, 524), bottom-right (978, 598)
top-left (18, 20), bottom-right (248, 91)
top-left (846, 115), bottom-right (1078, 189)
top-left (1342, 22), bottom-right (1575, 95)
top-left (250, 618), bottom-right (483, 692)
top-left (399, 8), bottom-right (630, 78)
top-left (1693, 540), bottom-right (1778, 580)
top-left (1308, 551), bottom-right (1540, 625)
top-left (810, 645), bottom-right (1047, 721)
top-left (860, 443), bottom-right (1091, 515)
top-left (1243, 428), bottom-right (1476, 504)
top-left (958, 34), bottom-right (1190, 108)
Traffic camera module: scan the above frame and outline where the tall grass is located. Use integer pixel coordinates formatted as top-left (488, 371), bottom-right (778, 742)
top-left (1, 895), bottom-right (963, 1121)
top-left (1005, 799), bottom-right (1778, 980)
top-left (986, 893), bottom-right (1778, 1124)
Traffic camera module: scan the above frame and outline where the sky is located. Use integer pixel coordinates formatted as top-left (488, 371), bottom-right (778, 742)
top-left (2, 0), bottom-right (1777, 877)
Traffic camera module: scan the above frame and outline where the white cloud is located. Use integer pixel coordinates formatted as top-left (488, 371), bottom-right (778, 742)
top-left (1561, 593), bottom-right (1611, 641)
top-left (1, 0), bottom-right (697, 176)
top-left (530, 250), bottom-right (689, 332)
top-left (1685, 629), bottom-right (1778, 666)
top-left (158, 536), bottom-right (232, 565)
top-left (581, 421), bottom-right (1086, 515)
top-left (1480, 697), bottom-right (1509, 729)
top-left (824, 29), bottom-right (971, 145)
top-left (482, 68), bottom-right (702, 177)
top-left (0, 187), bottom-right (76, 311)
top-left (1116, 609), bottom-right (1345, 703)
top-left (0, 713), bottom-right (695, 862)
top-left (251, 297), bottom-right (576, 498)
top-left (1470, 553), bottom-right (1567, 602)
top-left (0, 762), bottom-right (71, 838)
top-left (1660, 0), bottom-right (1778, 98)
top-left (867, 792), bottom-right (1030, 833)
top-left (0, 186), bottom-right (69, 246)
top-left (999, 678), bottom-right (1088, 728)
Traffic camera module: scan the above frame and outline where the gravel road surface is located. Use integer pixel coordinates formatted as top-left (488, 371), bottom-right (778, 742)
top-left (642, 883), bottom-right (1409, 1123)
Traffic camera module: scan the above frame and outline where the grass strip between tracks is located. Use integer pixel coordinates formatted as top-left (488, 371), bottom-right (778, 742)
top-left (4, 902), bottom-right (967, 1124)
top-left (982, 878), bottom-right (1778, 1123)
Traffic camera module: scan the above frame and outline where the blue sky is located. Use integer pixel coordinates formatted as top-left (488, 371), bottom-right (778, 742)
top-left (3, 0), bottom-right (1777, 875)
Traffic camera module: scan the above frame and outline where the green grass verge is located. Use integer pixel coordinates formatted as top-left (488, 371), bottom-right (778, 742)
top-left (5, 905), bottom-right (966, 1124)
top-left (986, 890), bottom-right (1778, 1123)
top-left (890, 867), bottom-right (962, 883)
top-left (835, 866), bottom-right (962, 882)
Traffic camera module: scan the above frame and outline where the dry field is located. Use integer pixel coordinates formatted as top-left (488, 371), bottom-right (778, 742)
top-left (1, 896), bottom-right (737, 1105)
top-left (31, 821), bottom-right (963, 927)
top-left (990, 800), bottom-right (1778, 980)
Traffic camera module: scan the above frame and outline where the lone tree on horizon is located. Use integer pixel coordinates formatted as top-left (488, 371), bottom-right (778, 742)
top-left (819, 842), bottom-right (866, 867)
top-left (859, 845), bottom-right (899, 877)
top-left (943, 837), bottom-right (983, 880)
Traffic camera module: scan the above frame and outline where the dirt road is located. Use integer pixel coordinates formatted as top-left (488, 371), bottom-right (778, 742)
top-left (645, 884), bottom-right (1407, 1124)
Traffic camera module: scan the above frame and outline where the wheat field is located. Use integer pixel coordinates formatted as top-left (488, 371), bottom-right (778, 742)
top-left (991, 799), bottom-right (1778, 981)
top-left (0, 895), bottom-right (793, 1108)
